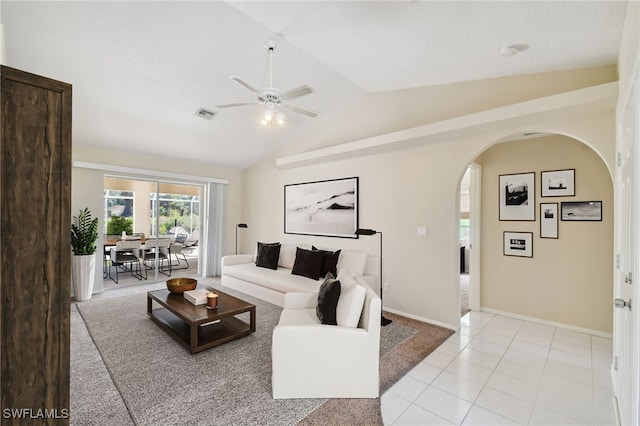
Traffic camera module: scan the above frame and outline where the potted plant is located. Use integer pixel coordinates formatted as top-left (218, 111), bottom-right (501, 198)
top-left (106, 215), bottom-right (133, 236)
top-left (71, 207), bottom-right (99, 301)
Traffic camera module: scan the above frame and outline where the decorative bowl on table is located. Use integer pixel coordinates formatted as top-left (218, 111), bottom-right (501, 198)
top-left (166, 278), bottom-right (197, 294)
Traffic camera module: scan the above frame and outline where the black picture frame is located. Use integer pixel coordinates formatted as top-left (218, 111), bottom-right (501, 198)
top-left (561, 201), bottom-right (602, 221)
top-left (499, 172), bottom-right (535, 221)
top-left (541, 169), bottom-right (575, 197)
top-left (503, 232), bottom-right (533, 258)
top-left (540, 203), bottom-right (559, 239)
top-left (284, 177), bottom-right (359, 238)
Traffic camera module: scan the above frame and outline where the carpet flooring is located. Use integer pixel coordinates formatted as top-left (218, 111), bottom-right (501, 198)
top-left (71, 278), bottom-right (452, 425)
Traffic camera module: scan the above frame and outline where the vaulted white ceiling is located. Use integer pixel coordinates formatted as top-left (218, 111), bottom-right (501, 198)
top-left (0, 1), bottom-right (627, 169)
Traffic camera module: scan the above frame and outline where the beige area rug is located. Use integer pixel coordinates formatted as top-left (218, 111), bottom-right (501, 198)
top-left (72, 279), bottom-right (453, 425)
top-left (300, 312), bottom-right (454, 425)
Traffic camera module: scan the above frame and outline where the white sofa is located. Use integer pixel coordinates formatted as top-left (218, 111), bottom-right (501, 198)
top-left (221, 243), bottom-right (379, 307)
top-left (272, 272), bottom-right (381, 398)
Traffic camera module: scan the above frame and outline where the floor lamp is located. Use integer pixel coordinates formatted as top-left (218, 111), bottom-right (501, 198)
top-left (355, 228), bottom-right (392, 326)
top-left (236, 223), bottom-right (247, 254)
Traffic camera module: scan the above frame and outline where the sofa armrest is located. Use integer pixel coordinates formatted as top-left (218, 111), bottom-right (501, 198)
top-left (283, 292), bottom-right (317, 309)
top-left (273, 324), bottom-right (372, 349)
top-left (221, 254), bottom-right (255, 267)
top-left (272, 323), bottom-right (380, 399)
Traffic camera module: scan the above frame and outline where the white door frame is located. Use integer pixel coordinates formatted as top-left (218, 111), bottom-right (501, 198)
top-left (469, 163), bottom-right (481, 311)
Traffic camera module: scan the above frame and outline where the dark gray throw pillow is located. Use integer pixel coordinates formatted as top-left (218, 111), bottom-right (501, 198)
top-left (316, 275), bottom-right (341, 325)
top-left (312, 246), bottom-right (341, 278)
top-left (291, 247), bottom-right (324, 280)
top-left (255, 241), bottom-right (280, 270)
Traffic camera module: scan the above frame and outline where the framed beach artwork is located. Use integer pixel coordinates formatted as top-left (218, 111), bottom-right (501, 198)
top-left (499, 172), bottom-right (535, 221)
top-left (541, 169), bottom-right (575, 197)
top-left (284, 177), bottom-right (359, 238)
top-left (503, 232), bottom-right (533, 258)
top-left (540, 203), bottom-right (559, 239)
top-left (561, 201), bottom-right (602, 221)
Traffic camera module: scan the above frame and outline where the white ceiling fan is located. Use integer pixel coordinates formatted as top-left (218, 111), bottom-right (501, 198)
top-left (217, 40), bottom-right (319, 125)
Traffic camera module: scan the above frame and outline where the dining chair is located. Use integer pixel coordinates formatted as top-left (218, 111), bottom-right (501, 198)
top-left (143, 237), bottom-right (172, 278)
top-left (169, 234), bottom-right (190, 270)
top-left (109, 240), bottom-right (144, 283)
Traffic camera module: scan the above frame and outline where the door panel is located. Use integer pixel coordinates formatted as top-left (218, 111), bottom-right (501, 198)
top-left (613, 70), bottom-right (639, 426)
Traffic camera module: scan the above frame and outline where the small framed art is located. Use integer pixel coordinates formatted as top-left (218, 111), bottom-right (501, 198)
top-left (561, 201), bottom-right (602, 221)
top-left (541, 169), bottom-right (575, 197)
top-left (499, 172), bottom-right (535, 221)
top-left (503, 232), bottom-right (533, 257)
top-left (540, 203), bottom-right (559, 239)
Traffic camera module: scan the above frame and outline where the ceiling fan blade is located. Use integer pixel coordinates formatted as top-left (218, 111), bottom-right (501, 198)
top-left (282, 103), bottom-right (319, 118)
top-left (229, 75), bottom-right (259, 93)
top-left (280, 85), bottom-right (314, 101)
top-left (217, 101), bottom-right (260, 108)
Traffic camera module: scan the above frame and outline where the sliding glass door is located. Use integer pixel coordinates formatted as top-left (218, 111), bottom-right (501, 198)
top-left (103, 176), bottom-right (203, 285)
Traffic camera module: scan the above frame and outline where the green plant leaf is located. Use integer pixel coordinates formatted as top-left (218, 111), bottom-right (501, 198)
top-left (71, 207), bottom-right (99, 255)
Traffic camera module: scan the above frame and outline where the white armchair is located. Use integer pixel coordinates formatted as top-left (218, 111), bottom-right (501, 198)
top-left (271, 273), bottom-right (381, 399)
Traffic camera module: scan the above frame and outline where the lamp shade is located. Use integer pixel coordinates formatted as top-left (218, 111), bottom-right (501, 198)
top-left (237, 223), bottom-right (248, 228)
top-left (355, 228), bottom-right (377, 235)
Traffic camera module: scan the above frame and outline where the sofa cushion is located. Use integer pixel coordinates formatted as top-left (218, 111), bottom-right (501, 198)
top-left (316, 275), bottom-right (341, 325)
top-left (336, 250), bottom-right (368, 276)
top-left (278, 243), bottom-right (298, 269)
top-left (291, 247), bottom-right (324, 280)
top-left (256, 242), bottom-right (281, 270)
top-left (312, 246), bottom-right (341, 278)
top-left (224, 262), bottom-right (323, 294)
top-left (336, 269), bottom-right (366, 327)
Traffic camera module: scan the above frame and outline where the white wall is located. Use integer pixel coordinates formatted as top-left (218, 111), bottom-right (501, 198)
top-left (71, 167), bottom-right (105, 294)
top-left (618, 1), bottom-right (639, 101)
top-left (242, 67), bottom-right (617, 330)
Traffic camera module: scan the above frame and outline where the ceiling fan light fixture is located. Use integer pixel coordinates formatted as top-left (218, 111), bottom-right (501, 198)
top-left (263, 108), bottom-right (273, 123)
top-left (219, 40), bottom-right (318, 124)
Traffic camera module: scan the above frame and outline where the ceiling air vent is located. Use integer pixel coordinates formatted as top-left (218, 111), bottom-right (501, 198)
top-left (195, 107), bottom-right (215, 120)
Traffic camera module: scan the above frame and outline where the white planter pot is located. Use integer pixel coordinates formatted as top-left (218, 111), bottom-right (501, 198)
top-left (72, 254), bottom-right (96, 301)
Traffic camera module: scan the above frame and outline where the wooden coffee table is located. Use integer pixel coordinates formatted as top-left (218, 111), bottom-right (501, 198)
top-left (147, 286), bottom-right (256, 353)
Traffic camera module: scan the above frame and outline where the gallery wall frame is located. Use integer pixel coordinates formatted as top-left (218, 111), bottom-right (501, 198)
top-left (499, 172), bottom-right (535, 221)
top-left (541, 169), bottom-right (575, 197)
top-left (503, 231), bottom-right (533, 258)
top-left (284, 176), bottom-right (359, 238)
top-left (540, 203), bottom-right (559, 239)
top-left (561, 201), bottom-right (603, 221)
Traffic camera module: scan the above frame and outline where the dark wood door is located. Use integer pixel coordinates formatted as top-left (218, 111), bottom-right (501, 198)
top-left (0, 66), bottom-right (71, 424)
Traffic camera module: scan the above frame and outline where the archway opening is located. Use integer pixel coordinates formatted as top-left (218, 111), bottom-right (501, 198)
top-left (456, 131), bottom-right (613, 333)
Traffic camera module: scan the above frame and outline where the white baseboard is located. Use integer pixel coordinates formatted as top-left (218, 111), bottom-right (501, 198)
top-left (383, 306), bottom-right (612, 339)
top-left (384, 307), bottom-right (458, 332)
top-left (480, 307), bottom-right (613, 339)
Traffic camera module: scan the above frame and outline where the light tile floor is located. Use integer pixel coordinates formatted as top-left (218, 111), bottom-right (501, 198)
top-left (381, 311), bottom-right (616, 426)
